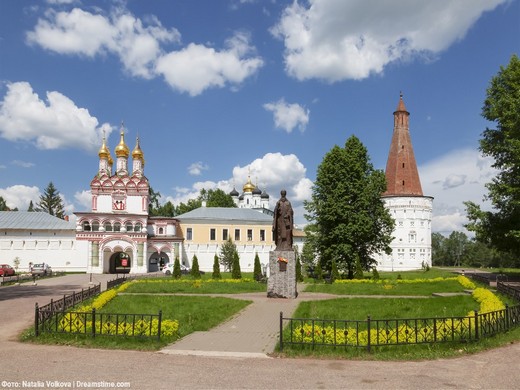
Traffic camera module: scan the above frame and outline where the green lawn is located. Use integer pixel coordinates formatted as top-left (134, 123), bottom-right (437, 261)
top-left (292, 295), bottom-right (477, 320)
top-left (303, 279), bottom-right (465, 296)
top-left (124, 279), bottom-right (266, 294)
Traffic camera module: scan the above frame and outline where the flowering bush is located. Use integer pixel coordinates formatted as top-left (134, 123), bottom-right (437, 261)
top-left (291, 278), bottom-right (507, 347)
top-left (59, 281), bottom-right (179, 337)
top-left (457, 275), bottom-right (476, 290)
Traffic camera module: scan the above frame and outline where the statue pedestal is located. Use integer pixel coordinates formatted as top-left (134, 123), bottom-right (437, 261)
top-left (267, 250), bottom-right (297, 299)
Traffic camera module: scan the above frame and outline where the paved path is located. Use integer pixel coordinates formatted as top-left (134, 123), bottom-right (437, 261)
top-left (1, 275), bottom-right (520, 389)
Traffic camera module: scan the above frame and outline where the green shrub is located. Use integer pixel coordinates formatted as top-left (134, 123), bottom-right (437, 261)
top-left (331, 258), bottom-right (340, 282)
top-left (296, 256), bottom-right (304, 282)
top-left (372, 267), bottom-right (380, 280)
top-left (212, 254), bottom-right (221, 279)
top-left (232, 251), bottom-right (241, 279)
top-left (173, 257), bottom-right (182, 279)
top-left (191, 255), bottom-right (201, 279)
top-left (353, 256), bottom-right (364, 279)
top-left (253, 253), bottom-right (262, 281)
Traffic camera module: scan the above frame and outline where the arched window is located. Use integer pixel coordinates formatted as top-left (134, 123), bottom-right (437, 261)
top-left (126, 222), bottom-right (133, 232)
top-left (104, 222), bottom-right (113, 232)
top-left (82, 221), bottom-right (91, 231)
top-left (92, 221), bottom-right (100, 231)
top-left (114, 222), bottom-right (121, 232)
top-left (134, 223), bottom-right (142, 232)
top-left (158, 227), bottom-right (164, 235)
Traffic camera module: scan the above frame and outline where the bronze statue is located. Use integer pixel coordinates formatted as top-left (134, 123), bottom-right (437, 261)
top-left (272, 189), bottom-right (293, 251)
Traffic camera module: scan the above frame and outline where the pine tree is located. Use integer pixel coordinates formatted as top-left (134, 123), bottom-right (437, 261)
top-left (173, 256), bottom-right (182, 279)
top-left (231, 250), bottom-right (241, 279)
top-left (314, 259), bottom-right (323, 281)
top-left (253, 253), bottom-right (262, 281)
top-left (190, 255), bottom-right (201, 279)
top-left (353, 255), bottom-right (364, 279)
top-left (372, 267), bottom-right (380, 280)
top-left (27, 200), bottom-right (35, 212)
top-left (212, 254), bottom-right (221, 279)
top-left (296, 256), bottom-right (304, 282)
top-left (37, 182), bottom-right (65, 219)
top-left (330, 258), bottom-right (340, 282)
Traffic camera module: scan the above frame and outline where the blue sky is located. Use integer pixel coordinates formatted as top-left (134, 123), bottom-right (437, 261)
top-left (0, 0), bottom-right (518, 234)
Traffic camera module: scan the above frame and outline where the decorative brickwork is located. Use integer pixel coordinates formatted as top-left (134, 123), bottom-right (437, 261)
top-left (383, 94), bottom-right (423, 196)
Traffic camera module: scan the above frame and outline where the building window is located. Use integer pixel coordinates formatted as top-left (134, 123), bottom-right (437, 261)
top-left (235, 229), bottom-right (240, 241)
top-left (159, 227), bottom-right (164, 235)
top-left (222, 229), bottom-right (228, 241)
top-left (260, 229), bottom-right (265, 241)
top-left (134, 223), bottom-right (142, 232)
top-left (114, 222), bottom-right (121, 232)
top-left (409, 234), bottom-right (416, 243)
top-left (210, 228), bottom-right (216, 241)
top-left (104, 222), bottom-right (112, 232)
top-left (82, 221), bottom-right (91, 231)
top-left (247, 229), bottom-right (253, 241)
top-left (187, 228), bottom-right (193, 241)
top-left (126, 222), bottom-right (133, 232)
top-left (92, 221), bottom-right (100, 231)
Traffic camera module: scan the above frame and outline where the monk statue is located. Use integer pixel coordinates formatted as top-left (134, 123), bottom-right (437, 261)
top-left (272, 189), bottom-right (294, 251)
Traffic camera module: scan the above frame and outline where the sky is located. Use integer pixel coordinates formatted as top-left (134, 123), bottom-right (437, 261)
top-left (0, 0), bottom-right (518, 235)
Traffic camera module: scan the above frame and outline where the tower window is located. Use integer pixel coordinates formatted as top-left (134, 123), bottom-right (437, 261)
top-left (402, 163), bottom-right (405, 168)
top-left (402, 180), bottom-right (405, 186)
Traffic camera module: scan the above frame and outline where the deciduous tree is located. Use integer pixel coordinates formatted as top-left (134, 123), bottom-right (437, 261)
top-left (304, 136), bottom-right (394, 278)
top-left (465, 55), bottom-right (520, 256)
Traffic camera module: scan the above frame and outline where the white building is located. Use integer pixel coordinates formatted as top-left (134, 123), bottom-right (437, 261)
top-left (230, 176), bottom-right (272, 216)
top-left (0, 211), bottom-right (79, 272)
top-left (375, 95), bottom-right (434, 271)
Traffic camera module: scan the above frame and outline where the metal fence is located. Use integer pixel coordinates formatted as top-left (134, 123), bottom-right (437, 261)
top-left (279, 304), bottom-right (520, 352)
top-left (35, 284), bottom-right (101, 334)
top-left (106, 275), bottom-right (134, 290)
top-left (497, 281), bottom-right (520, 302)
top-left (36, 308), bottom-right (162, 340)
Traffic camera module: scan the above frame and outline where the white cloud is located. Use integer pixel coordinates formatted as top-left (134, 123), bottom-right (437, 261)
top-left (263, 99), bottom-right (310, 133)
top-left (271, 0), bottom-right (506, 82)
top-left (27, 7), bottom-right (263, 95)
top-left (12, 160), bottom-right (35, 168)
top-left (419, 148), bottom-right (497, 234)
top-left (74, 190), bottom-right (92, 209)
top-left (155, 32), bottom-right (264, 96)
top-left (0, 82), bottom-right (113, 151)
top-left (165, 152), bottom-right (312, 225)
top-left (0, 185), bottom-right (40, 210)
top-left (188, 161), bottom-right (209, 176)
top-left (27, 7), bottom-right (180, 79)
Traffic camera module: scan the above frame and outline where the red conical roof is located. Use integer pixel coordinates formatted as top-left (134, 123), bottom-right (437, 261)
top-left (383, 94), bottom-right (423, 196)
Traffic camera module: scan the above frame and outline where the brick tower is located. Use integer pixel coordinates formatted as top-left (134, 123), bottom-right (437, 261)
top-left (376, 94), bottom-right (433, 271)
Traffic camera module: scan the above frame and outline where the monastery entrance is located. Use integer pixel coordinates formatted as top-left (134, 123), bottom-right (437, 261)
top-left (109, 251), bottom-right (131, 274)
top-left (149, 251), bottom-right (170, 272)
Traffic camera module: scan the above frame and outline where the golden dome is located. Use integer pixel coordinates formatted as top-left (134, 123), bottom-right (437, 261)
top-left (132, 136), bottom-right (144, 161)
top-left (108, 153), bottom-right (114, 166)
top-left (243, 176), bottom-right (255, 193)
top-left (98, 136), bottom-right (110, 159)
top-left (114, 128), bottom-right (130, 158)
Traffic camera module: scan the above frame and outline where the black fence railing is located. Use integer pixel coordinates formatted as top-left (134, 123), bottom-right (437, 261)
top-left (497, 281), bottom-right (520, 302)
top-left (36, 308), bottom-right (162, 340)
top-left (279, 304), bottom-right (520, 352)
top-left (35, 284), bottom-right (101, 333)
top-left (106, 275), bottom-right (134, 290)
